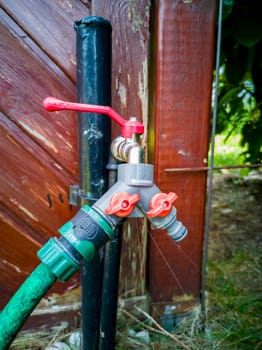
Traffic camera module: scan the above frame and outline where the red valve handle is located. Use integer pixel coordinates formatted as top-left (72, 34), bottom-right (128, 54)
top-left (43, 97), bottom-right (144, 138)
top-left (104, 192), bottom-right (140, 217)
top-left (147, 192), bottom-right (177, 218)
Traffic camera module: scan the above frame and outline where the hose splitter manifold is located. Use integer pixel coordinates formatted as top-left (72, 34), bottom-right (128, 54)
top-left (0, 97), bottom-right (187, 350)
top-left (42, 97), bottom-right (187, 252)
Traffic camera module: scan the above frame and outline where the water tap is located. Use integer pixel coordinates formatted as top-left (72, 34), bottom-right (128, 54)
top-left (43, 97), bottom-right (187, 243)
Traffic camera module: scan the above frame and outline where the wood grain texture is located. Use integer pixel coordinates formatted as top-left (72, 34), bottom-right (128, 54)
top-left (92, 0), bottom-right (151, 297)
top-left (148, 0), bottom-right (216, 309)
top-left (0, 10), bottom-right (78, 176)
top-left (0, 113), bottom-right (76, 240)
top-left (0, 1), bottom-right (89, 308)
top-left (92, 0), bottom-right (151, 141)
top-left (0, 208), bottom-right (40, 306)
top-left (0, 0), bottom-right (89, 82)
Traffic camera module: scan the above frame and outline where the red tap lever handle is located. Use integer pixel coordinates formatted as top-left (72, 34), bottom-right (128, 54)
top-left (147, 192), bottom-right (178, 218)
top-left (104, 192), bottom-right (140, 217)
top-left (43, 97), bottom-right (144, 138)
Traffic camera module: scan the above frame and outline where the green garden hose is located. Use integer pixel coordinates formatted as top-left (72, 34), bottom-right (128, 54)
top-left (0, 263), bottom-right (57, 350)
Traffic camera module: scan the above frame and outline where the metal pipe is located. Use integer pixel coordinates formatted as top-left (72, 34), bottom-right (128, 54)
top-left (165, 163), bottom-right (262, 172)
top-left (99, 155), bottom-right (122, 350)
top-left (99, 226), bottom-right (123, 349)
top-left (74, 16), bottom-right (112, 349)
top-left (200, 0), bottom-right (223, 326)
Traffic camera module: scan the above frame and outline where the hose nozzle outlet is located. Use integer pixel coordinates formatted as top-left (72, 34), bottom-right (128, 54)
top-left (166, 219), bottom-right (187, 242)
top-left (148, 207), bottom-right (187, 242)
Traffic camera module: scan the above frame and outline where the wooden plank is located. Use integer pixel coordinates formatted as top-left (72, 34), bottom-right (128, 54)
top-left (92, 1), bottom-right (151, 296)
top-left (0, 0), bottom-right (90, 83)
top-left (0, 114), bottom-right (77, 241)
top-left (0, 9), bottom-right (78, 177)
top-left (21, 302), bottom-right (81, 332)
top-left (0, 111), bottom-right (77, 186)
top-left (92, 0), bottom-right (151, 140)
top-left (0, 1), bottom-right (84, 310)
top-left (0, 117), bottom-right (80, 308)
top-left (0, 208), bottom-right (40, 306)
top-left (0, 207), bottom-right (80, 308)
top-left (148, 0), bottom-right (216, 312)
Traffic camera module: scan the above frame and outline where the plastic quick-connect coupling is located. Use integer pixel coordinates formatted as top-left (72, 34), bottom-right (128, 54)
top-left (58, 205), bottom-right (115, 261)
top-left (38, 205), bottom-right (115, 281)
top-left (139, 186), bottom-right (187, 242)
top-left (37, 237), bottom-right (80, 281)
top-left (148, 207), bottom-right (187, 242)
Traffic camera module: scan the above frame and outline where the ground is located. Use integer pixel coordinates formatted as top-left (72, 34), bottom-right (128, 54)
top-left (203, 172), bottom-right (262, 350)
top-left (9, 172), bottom-right (262, 349)
top-left (209, 172), bottom-right (262, 263)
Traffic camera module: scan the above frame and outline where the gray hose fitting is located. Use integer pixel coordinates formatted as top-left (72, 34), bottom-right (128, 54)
top-left (148, 207), bottom-right (187, 242)
top-left (92, 163), bottom-right (187, 242)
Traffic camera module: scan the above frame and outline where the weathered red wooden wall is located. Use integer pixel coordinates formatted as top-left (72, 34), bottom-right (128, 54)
top-left (0, 0), bottom-right (216, 322)
top-left (148, 0), bottom-right (216, 315)
top-left (0, 0), bottom-right (90, 308)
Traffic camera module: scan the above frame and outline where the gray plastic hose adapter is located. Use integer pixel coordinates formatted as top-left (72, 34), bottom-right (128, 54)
top-left (92, 163), bottom-right (187, 242)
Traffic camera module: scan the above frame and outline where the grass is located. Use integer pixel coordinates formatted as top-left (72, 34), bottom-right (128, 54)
top-left (114, 252), bottom-right (261, 349)
top-left (11, 231), bottom-right (261, 349)
top-left (114, 245), bottom-right (261, 349)
top-left (115, 156), bottom-right (262, 349)
top-left (213, 134), bottom-right (246, 164)
top-left (211, 133), bottom-right (250, 176)
top-left (205, 252), bottom-right (261, 350)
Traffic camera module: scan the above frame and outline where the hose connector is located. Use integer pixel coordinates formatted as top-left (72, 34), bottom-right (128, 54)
top-left (37, 238), bottom-right (80, 281)
top-left (38, 205), bottom-right (115, 280)
top-left (58, 205), bottom-right (115, 261)
top-left (92, 163), bottom-right (188, 242)
top-left (148, 207), bottom-right (187, 242)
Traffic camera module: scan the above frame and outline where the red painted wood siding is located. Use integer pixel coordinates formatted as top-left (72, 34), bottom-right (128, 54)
top-left (148, 0), bottom-right (216, 313)
top-left (0, 0), bottom-right (90, 308)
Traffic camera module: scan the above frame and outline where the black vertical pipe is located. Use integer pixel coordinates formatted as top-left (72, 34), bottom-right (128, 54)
top-left (74, 17), bottom-right (111, 350)
top-left (99, 228), bottom-right (122, 349)
top-left (99, 156), bottom-right (123, 349)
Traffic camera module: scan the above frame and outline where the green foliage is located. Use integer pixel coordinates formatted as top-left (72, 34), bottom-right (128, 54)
top-left (213, 134), bottom-right (249, 175)
top-left (217, 0), bottom-right (262, 163)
